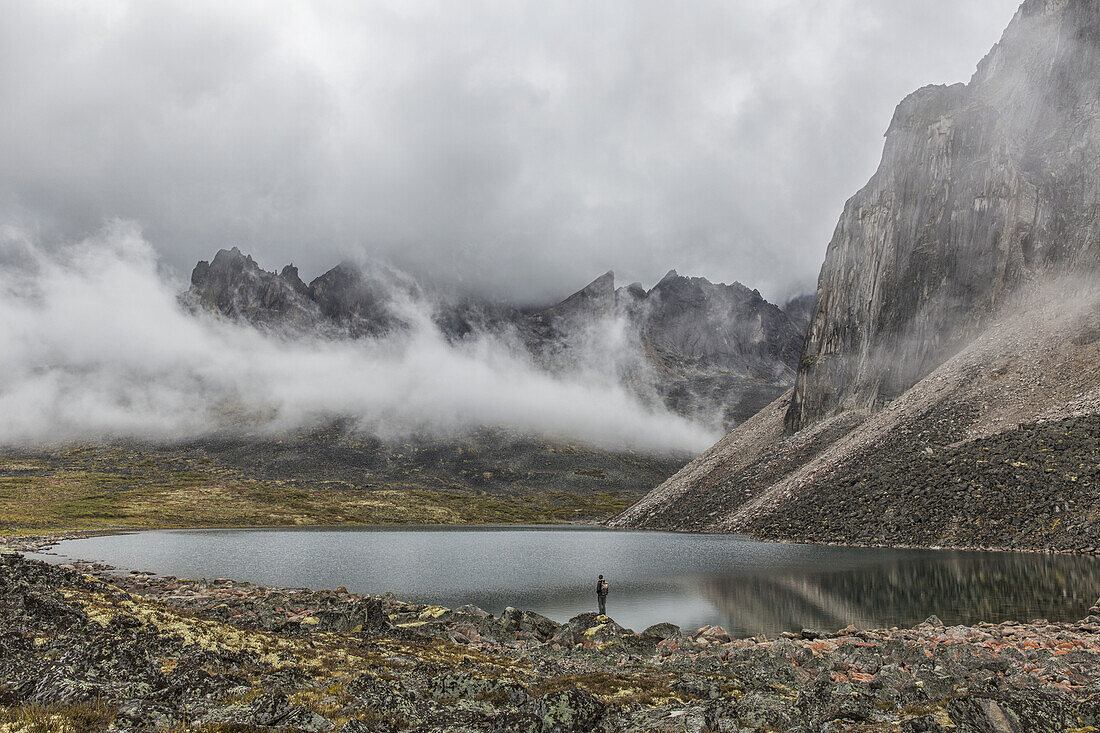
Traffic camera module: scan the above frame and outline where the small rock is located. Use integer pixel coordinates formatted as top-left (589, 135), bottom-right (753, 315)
top-left (641, 622), bottom-right (681, 640)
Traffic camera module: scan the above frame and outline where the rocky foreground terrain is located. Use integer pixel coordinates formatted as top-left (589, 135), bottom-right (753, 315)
top-left (5, 547), bottom-right (1100, 732)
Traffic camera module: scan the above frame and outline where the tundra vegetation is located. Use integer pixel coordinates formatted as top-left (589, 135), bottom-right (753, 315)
top-left (0, 433), bottom-right (685, 533)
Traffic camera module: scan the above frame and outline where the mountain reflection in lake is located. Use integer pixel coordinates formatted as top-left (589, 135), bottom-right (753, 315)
top-left (696, 553), bottom-right (1100, 636)
top-left (32, 527), bottom-right (1100, 635)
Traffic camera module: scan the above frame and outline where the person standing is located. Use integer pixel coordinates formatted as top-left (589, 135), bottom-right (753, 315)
top-left (596, 574), bottom-right (609, 616)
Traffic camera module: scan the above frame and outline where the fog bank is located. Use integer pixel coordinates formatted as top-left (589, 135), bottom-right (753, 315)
top-left (0, 223), bottom-right (717, 452)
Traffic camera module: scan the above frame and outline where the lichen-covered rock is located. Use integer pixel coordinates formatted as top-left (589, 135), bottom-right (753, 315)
top-left (550, 612), bottom-right (653, 654)
top-left (499, 606), bottom-right (562, 641)
top-left (231, 692), bottom-right (334, 731)
top-left (534, 687), bottom-right (606, 732)
top-left (7, 551), bottom-right (1100, 732)
top-left (430, 672), bottom-right (529, 706)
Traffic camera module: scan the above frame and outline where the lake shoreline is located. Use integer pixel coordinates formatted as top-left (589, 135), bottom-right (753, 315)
top-left (15, 526), bottom-right (1100, 636)
top-left (9, 521), bottom-right (1100, 560)
top-left (4, 550), bottom-right (1100, 731)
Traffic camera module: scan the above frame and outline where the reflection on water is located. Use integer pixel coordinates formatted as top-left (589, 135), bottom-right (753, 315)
top-left (31, 527), bottom-right (1100, 635)
top-left (696, 553), bottom-right (1100, 636)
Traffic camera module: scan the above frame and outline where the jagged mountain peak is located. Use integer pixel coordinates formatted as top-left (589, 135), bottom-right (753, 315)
top-left (187, 247), bottom-right (319, 327)
top-left (186, 250), bottom-right (809, 430)
top-left (212, 245), bottom-right (250, 263)
top-left (279, 265), bottom-right (309, 297)
top-left (568, 270), bottom-right (615, 301)
top-left (649, 270), bottom-right (756, 300)
top-left (591, 270), bottom-right (614, 286)
top-left (533, 270), bottom-right (617, 326)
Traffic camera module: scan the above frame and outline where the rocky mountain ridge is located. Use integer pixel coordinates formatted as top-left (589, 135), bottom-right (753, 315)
top-left (786, 0), bottom-right (1100, 432)
top-left (614, 0), bottom-right (1100, 548)
top-left (187, 247), bottom-right (810, 429)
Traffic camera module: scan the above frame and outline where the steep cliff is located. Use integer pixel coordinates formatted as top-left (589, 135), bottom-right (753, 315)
top-left (613, 0), bottom-right (1100, 547)
top-left (613, 282), bottom-right (1100, 540)
top-left (786, 0), bottom-right (1100, 431)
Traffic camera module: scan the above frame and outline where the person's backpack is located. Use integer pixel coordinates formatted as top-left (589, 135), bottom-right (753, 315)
top-left (599, 580), bottom-right (609, 595)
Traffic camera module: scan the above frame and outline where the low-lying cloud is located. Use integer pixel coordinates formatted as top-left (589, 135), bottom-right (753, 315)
top-left (0, 223), bottom-right (717, 453)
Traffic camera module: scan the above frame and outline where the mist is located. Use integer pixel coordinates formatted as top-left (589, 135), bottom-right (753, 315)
top-left (0, 0), bottom-right (1021, 304)
top-left (0, 223), bottom-right (717, 452)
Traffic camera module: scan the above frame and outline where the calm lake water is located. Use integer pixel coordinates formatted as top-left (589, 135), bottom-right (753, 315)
top-left (32, 526), bottom-right (1100, 635)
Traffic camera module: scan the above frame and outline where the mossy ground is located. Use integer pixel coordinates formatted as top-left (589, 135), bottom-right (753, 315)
top-left (0, 432), bottom-right (686, 532)
top-left (0, 459), bottom-right (643, 531)
top-left (7, 554), bottom-right (1100, 731)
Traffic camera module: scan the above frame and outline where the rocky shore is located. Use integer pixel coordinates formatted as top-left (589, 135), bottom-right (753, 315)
top-left (4, 548), bottom-right (1100, 732)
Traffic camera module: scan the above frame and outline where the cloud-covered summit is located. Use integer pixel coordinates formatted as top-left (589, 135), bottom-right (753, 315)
top-left (0, 222), bottom-right (720, 451)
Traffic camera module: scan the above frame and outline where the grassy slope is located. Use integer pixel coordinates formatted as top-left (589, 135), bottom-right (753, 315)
top-left (0, 429), bottom-right (688, 532)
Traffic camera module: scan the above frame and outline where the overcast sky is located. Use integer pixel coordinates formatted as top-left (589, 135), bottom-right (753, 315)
top-left (1, 0), bottom-right (1021, 304)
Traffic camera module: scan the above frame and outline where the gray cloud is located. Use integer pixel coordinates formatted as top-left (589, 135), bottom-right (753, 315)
top-left (0, 222), bottom-right (718, 451)
top-left (0, 0), bottom-right (1020, 304)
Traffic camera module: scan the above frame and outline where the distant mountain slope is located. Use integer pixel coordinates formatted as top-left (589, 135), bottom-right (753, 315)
top-left (613, 0), bottom-right (1100, 549)
top-left (613, 285), bottom-right (1100, 544)
top-left (186, 249), bottom-right (810, 430)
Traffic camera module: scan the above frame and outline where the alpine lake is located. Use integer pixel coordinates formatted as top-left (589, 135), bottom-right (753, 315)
top-left (31, 526), bottom-right (1100, 636)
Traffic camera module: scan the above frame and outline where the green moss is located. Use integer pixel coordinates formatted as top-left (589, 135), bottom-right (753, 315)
top-left (0, 432), bottom-right (686, 531)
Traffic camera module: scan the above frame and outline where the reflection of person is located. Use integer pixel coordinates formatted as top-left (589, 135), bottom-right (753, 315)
top-left (596, 574), bottom-right (609, 615)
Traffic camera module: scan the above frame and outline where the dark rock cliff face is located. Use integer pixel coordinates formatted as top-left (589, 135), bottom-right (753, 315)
top-left (644, 271), bottom-right (803, 380)
top-left (187, 251), bottom-right (810, 429)
top-left (640, 271), bottom-right (807, 426)
top-left (613, 0), bottom-right (1100, 547)
top-left (188, 248), bottom-right (321, 329)
top-left (786, 0), bottom-right (1100, 432)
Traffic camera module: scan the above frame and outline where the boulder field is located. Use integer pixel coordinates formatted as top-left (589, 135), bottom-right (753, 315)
top-left (4, 550), bottom-right (1100, 731)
